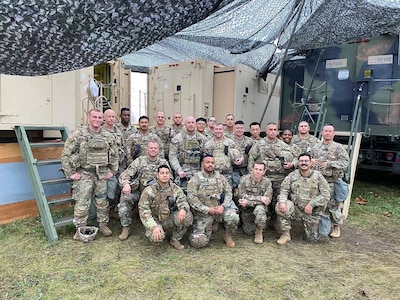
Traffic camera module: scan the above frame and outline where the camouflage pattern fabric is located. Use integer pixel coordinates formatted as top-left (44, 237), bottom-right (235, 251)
top-left (139, 181), bottom-right (193, 243)
top-left (232, 135), bottom-right (254, 174)
top-left (169, 131), bottom-right (207, 178)
top-left (204, 137), bottom-right (242, 186)
top-left (125, 131), bottom-right (164, 165)
top-left (223, 129), bottom-right (234, 140)
top-left (276, 169), bottom-right (330, 241)
top-left (115, 123), bottom-right (138, 145)
top-left (150, 126), bottom-right (174, 159)
top-left (237, 174), bottom-right (273, 235)
top-left (171, 125), bottom-right (184, 137)
top-left (327, 182), bottom-right (344, 226)
top-left (187, 170), bottom-right (239, 248)
top-left (292, 134), bottom-right (320, 154)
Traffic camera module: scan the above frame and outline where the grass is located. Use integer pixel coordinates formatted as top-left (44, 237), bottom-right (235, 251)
top-left (1, 170), bottom-right (399, 299)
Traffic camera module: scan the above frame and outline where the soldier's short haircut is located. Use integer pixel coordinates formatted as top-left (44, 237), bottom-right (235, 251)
top-left (282, 129), bottom-right (294, 135)
top-left (266, 122), bottom-right (277, 127)
top-left (323, 123), bottom-right (335, 130)
top-left (225, 113), bottom-right (234, 119)
top-left (120, 107), bottom-right (130, 114)
top-left (253, 160), bottom-right (265, 169)
top-left (139, 115), bottom-right (149, 122)
top-left (196, 117), bottom-right (207, 123)
top-left (88, 108), bottom-right (102, 115)
top-left (201, 153), bottom-right (214, 164)
top-left (249, 121), bottom-right (260, 127)
top-left (158, 164), bottom-right (171, 172)
top-left (298, 152), bottom-right (312, 160)
top-left (235, 120), bottom-right (244, 125)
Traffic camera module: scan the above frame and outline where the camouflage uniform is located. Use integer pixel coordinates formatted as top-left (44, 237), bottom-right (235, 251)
top-left (204, 138), bottom-right (242, 186)
top-left (171, 124), bottom-right (184, 137)
top-left (115, 122), bottom-right (137, 146)
top-left (237, 174), bottom-right (273, 235)
top-left (125, 131), bottom-right (164, 165)
top-left (276, 169), bottom-right (330, 242)
top-left (247, 138), bottom-right (295, 211)
top-left (150, 125), bottom-right (174, 159)
top-left (284, 142), bottom-right (302, 176)
top-left (169, 131), bottom-right (207, 189)
top-left (224, 129), bottom-right (235, 140)
top-left (187, 170), bottom-right (239, 248)
top-left (292, 134), bottom-right (320, 153)
top-left (311, 141), bottom-right (349, 225)
top-left (232, 135), bottom-right (254, 186)
top-left (139, 180), bottom-right (193, 244)
top-left (203, 128), bottom-right (214, 140)
top-left (61, 126), bottom-right (118, 228)
top-left (118, 156), bottom-right (170, 227)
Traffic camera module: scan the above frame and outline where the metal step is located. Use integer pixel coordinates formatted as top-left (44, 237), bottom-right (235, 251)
top-left (54, 216), bottom-right (74, 228)
top-left (42, 178), bottom-right (71, 185)
top-left (48, 195), bottom-right (73, 206)
top-left (21, 126), bottom-right (70, 131)
top-left (35, 159), bottom-right (62, 166)
top-left (30, 142), bottom-right (65, 148)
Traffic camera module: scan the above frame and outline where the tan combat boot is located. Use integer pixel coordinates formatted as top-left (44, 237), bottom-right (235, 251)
top-left (277, 231), bottom-right (291, 245)
top-left (99, 222), bottom-right (112, 237)
top-left (223, 230), bottom-right (235, 247)
top-left (73, 228), bottom-right (80, 241)
top-left (118, 226), bottom-right (131, 241)
top-left (254, 228), bottom-right (263, 244)
top-left (330, 225), bottom-right (341, 238)
top-left (170, 239), bottom-right (185, 250)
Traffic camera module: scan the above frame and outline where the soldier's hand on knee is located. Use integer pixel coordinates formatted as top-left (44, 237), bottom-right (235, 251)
top-left (177, 209), bottom-right (186, 223)
top-left (304, 204), bottom-right (312, 215)
top-left (208, 207), bottom-right (216, 215)
top-left (238, 199), bottom-right (248, 207)
top-left (260, 196), bottom-right (270, 205)
top-left (122, 184), bottom-right (131, 194)
top-left (215, 205), bottom-right (224, 215)
top-left (152, 226), bottom-right (163, 241)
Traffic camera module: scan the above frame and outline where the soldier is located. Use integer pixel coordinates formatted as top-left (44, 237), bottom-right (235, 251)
top-left (150, 110), bottom-right (173, 159)
top-left (204, 123), bottom-right (243, 187)
top-left (125, 115), bottom-right (164, 165)
top-left (237, 161), bottom-right (273, 244)
top-left (292, 121), bottom-right (320, 153)
top-left (115, 107), bottom-right (137, 145)
top-left (249, 121), bottom-right (262, 141)
top-left (232, 120), bottom-right (254, 186)
top-left (139, 165), bottom-right (193, 250)
top-left (117, 141), bottom-right (170, 240)
top-left (171, 112), bottom-right (184, 136)
top-left (281, 129), bottom-right (302, 175)
top-left (187, 154), bottom-right (239, 248)
top-left (61, 108), bottom-right (118, 239)
top-left (204, 116), bottom-right (217, 139)
top-left (224, 113), bottom-right (235, 139)
top-left (195, 117), bottom-right (207, 136)
top-left (169, 116), bottom-right (207, 192)
top-left (247, 122), bottom-right (295, 220)
top-left (103, 109), bottom-right (126, 212)
top-left (276, 153), bottom-right (330, 245)
top-left (310, 124), bottom-right (349, 238)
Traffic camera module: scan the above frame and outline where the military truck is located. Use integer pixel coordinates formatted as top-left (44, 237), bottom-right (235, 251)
top-left (280, 34), bottom-right (400, 175)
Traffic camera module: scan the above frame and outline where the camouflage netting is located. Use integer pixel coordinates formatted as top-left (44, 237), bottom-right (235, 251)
top-left (1, 0), bottom-right (400, 76)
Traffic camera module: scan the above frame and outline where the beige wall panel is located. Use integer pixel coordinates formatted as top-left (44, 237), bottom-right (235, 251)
top-left (213, 67), bottom-right (235, 123)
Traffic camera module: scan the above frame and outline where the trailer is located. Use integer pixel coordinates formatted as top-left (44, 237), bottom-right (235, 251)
top-left (280, 35), bottom-right (400, 175)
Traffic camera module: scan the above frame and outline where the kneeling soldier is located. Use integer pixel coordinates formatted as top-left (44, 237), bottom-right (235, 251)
top-left (139, 165), bottom-right (193, 250)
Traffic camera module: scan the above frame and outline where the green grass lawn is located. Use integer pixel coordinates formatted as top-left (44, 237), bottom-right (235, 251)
top-left (1, 171), bottom-right (399, 299)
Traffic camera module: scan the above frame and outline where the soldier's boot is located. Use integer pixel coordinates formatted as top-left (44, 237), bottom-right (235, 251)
top-left (330, 225), bottom-right (341, 238)
top-left (223, 230), bottom-right (235, 247)
top-left (254, 228), bottom-right (263, 244)
top-left (277, 231), bottom-right (291, 245)
top-left (73, 228), bottom-right (80, 241)
top-left (99, 222), bottom-right (113, 237)
top-left (170, 239), bottom-right (185, 250)
top-left (118, 226), bottom-right (131, 241)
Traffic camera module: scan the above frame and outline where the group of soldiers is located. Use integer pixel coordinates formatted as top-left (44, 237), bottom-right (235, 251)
top-left (61, 107), bottom-right (349, 249)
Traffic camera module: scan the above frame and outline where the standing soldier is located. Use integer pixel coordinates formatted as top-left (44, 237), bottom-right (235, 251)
top-left (125, 115), bottom-right (164, 165)
top-left (103, 109), bottom-right (125, 213)
top-left (171, 112), bottom-right (184, 136)
top-left (281, 129), bottom-right (302, 175)
top-left (204, 123), bottom-right (243, 187)
top-left (224, 113), bottom-right (235, 139)
top-left (292, 121), bottom-right (320, 153)
top-left (169, 116), bottom-right (207, 192)
top-left (61, 108), bottom-right (118, 239)
top-left (115, 107), bottom-right (137, 145)
top-left (204, 116), bottom-right (217, 139)
top-left (311, 124), bottom-right (349, 238)
top-left (276, 153), bottom-right (330, 245)
top-left (187, 154), bottom-right (239, 248)
top-left (117, 141), bottom-right (170, 241)
top-left (150, 110), bottom-right (173, 159)
top-left (249, 122), bottom-right (262, 141)
top-left (139, 165), bottom-right (193, 250)
top-left (232, 120), bottom-right (254, 186)
top-left (195, 117), bottom-right (208, 136)
top-left (237, 161), bottom-right (272, 244)
top-left (247, 122), bottom-right (295, 218)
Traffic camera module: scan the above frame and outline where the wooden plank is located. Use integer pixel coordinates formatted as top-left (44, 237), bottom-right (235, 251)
top-left (0, 193), bottom-right (72, 225)
top-left (0, 143), bottom-right (64, 163)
